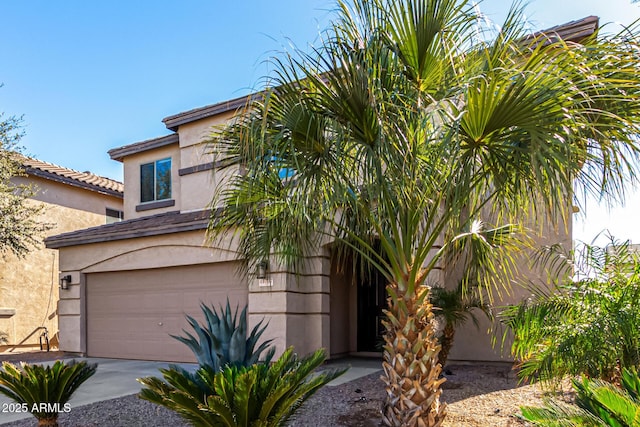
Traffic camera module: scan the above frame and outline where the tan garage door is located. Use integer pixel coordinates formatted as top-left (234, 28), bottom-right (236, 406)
top-left (86, 262), bottom-right (247, 362)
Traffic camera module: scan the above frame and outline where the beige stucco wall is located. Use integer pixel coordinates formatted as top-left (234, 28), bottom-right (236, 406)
top-left (248, 253), bottom-right (331, 358)
top-left (177, 112), bottom-right (234, 150)
top-left (120, 112), bottom-right (236, 218)
top-left (0, 176), bottom-right (122, 350)
top-left (446, 210), bottom-right (573, 363)
top-left (177, 112), bottom-right (238, 212)
top-left (55, 228), bottom-right (334, 359)
top-left (55, 230), bottom-right (240, 353)
top-left (122, 144), bottom-right (180, 219)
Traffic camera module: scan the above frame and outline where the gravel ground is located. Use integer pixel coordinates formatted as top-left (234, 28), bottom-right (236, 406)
top-left (0, 352), bottom-right (572, 427)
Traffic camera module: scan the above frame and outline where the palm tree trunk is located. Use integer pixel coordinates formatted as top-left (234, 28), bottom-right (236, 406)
top-left (438, 324), bottom-right (456, 368)
top-left (37, 416), bottom-right (58, 427)
top-left (381, 283), bottom-right (447, 427)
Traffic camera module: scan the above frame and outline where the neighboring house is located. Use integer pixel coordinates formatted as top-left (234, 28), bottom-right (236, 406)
top-left (45, 17), bottom-right (596, 363)
top-left (0, 158), bottom-right (123, 352)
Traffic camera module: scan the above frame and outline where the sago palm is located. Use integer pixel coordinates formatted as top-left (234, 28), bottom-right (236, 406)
top-left (0, 360), bottom-right (97, 427)
top-left (521, 367), bottom-right (640, 426)
top-left (138, 347), bottom-right (346, 427)
top-left (207, 0), bottom-right (640, 425)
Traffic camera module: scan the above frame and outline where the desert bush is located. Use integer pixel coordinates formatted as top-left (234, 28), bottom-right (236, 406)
top-left (502, 236), bottom-right (640, 385)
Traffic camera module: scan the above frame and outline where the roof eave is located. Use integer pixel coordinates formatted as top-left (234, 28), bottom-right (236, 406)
top-left (108, 133), bottom-right (180, 162)
top-left (162, 93), bottom-right (261, 132)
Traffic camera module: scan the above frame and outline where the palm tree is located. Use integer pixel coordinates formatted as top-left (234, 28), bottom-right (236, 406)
top-left (207, 0), bottom-right (640, 425)
top-left (430, 282), bottom-right (493, 367)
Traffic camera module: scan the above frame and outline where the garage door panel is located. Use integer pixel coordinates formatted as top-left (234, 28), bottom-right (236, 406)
top-left (87, 262), bottom-right (247, 362)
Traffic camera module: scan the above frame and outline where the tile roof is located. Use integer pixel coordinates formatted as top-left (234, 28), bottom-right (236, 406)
top-left (20, 156), bottom-right (123, 198)
top-left (525, 15), bottom-right (599, 46)
top-left (45, 209), bottom-right (212, 248)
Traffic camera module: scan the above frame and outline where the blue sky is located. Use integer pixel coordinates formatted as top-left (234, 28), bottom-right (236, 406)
top-left (1, 0), bottom-right (639, 242)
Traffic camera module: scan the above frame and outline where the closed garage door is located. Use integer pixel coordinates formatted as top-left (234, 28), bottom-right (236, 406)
top-left (86, 262), bottom-right (247, 362)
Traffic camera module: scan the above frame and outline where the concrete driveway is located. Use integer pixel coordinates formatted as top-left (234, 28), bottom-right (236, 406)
top-left (0, 357), bottom-right (196, 424)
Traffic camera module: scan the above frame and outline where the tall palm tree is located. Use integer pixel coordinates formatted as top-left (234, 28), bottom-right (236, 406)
top-left (207, 1), bottom-right (640, 425)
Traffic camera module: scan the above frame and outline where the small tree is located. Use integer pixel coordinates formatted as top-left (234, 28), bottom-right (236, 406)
top-left (431, 282), bottom-right (493, 367)
top-left (0, 112), bottom-right (46, 257)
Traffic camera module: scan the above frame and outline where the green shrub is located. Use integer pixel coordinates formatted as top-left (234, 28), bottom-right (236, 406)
top-left (430, 281), bottom-right (493, 367)
top-left (521, 367), bottom-right (640, 426)
top-left (139, 347), bottom-right (346, 427)
top-left (171, 299), bottom-right (275, 372)
top-left (0, 360), bottom-right (97, 427)
top-left (502, 237), bottom-right (640, 385)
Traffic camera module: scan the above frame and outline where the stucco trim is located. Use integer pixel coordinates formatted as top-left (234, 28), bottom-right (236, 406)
top-left (162, 93), bottom-right (261, 131)
top-left (81, 244), bottom-right (241, 273)
top-left (108, 133), bottom-right (179, 162)
top-left (0, 308), bottom-right (16, 317)
top-left (178, 161), bottom-right (221, 176)
top-left (135, 199), bottom-right (176, 212)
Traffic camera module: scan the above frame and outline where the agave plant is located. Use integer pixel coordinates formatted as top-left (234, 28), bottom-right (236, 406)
top-left (0, 360), bottom-right (97, 427)
top-left (171, 299), bottom-right (275, 371)
top-left (139, 347), bottom-right (346, 427)
top-left (521, 367), bottom-right (640, 426)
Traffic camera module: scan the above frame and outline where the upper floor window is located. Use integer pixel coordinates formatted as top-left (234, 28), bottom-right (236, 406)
top-left (106, 208), bottom-right (124, 224)
top-left (140, 158), bottom-right (171, 203)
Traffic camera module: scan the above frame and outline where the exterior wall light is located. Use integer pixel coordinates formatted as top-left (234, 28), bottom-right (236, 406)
top-left (59, 274), bottom-right (72, 290)
top-left (256, 260), bottom-right (269, 279)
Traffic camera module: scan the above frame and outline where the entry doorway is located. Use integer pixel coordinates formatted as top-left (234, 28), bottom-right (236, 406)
top-left (357, 266), bottom-right (387, 352)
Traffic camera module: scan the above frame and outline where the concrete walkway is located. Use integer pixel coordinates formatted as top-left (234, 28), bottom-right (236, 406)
top-left (324, 357), bottom-right (383, 386)
top-left (0, 356), bottom-right (381, 424)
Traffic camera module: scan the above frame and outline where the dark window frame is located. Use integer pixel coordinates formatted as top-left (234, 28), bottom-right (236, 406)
top-left (105, 208), bottom-right (124, 223)
top-left (140, 158), bottom-right (172, 203)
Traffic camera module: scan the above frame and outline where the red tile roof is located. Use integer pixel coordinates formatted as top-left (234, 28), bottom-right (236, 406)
top-left (20, 156), bottom-right (123, 198)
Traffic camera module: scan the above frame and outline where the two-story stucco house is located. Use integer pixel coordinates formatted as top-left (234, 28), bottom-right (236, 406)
top-left (44, 96), bottom-right (570, 364)
top-left (46, 16), bottom-right (597, 364)
top-left (1, 158), bottom-right (123, 352)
